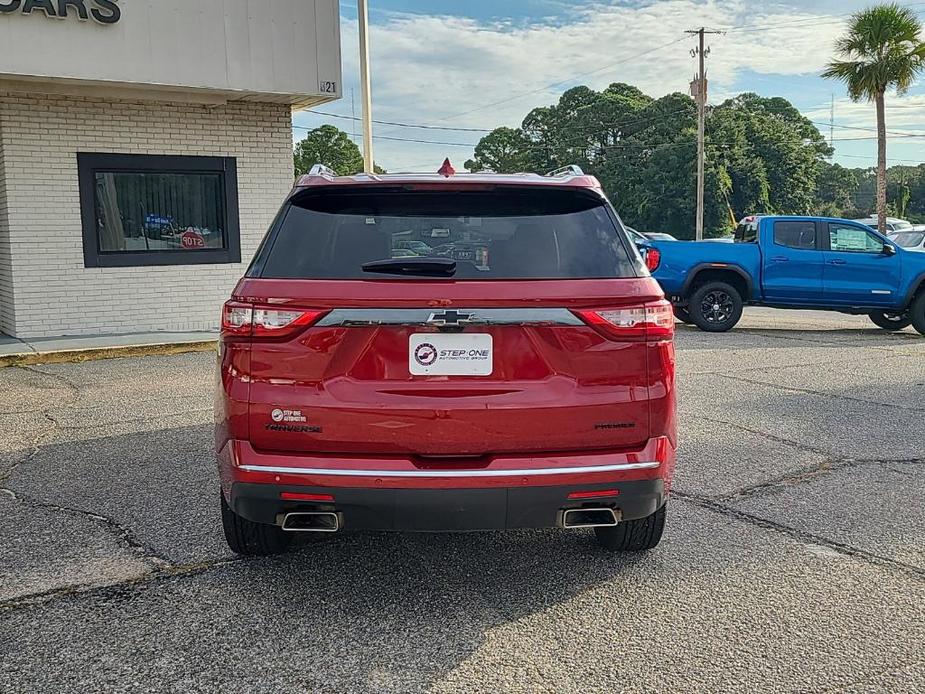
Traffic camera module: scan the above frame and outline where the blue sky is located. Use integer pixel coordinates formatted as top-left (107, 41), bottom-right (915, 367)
top-left (294, 0), bottom-right (925, 171)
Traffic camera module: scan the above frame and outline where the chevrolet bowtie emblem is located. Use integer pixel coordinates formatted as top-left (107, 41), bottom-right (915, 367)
top-left (427, 310), bottom-right (479, 326)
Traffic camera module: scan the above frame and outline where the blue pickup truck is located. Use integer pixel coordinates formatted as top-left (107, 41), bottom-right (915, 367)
top-left (645, 215), bottom-right (925, 335)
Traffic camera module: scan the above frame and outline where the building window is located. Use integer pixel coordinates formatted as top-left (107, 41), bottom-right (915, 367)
top-left (78, 153), bottom-right (240, 267)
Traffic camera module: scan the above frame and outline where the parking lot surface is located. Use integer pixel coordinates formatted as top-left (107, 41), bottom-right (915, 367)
top-left (1, 308), bottom-right (923, 693)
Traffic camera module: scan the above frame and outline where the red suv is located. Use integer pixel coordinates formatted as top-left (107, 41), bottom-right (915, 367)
top-left (215, 164), bottom-right (677, 555)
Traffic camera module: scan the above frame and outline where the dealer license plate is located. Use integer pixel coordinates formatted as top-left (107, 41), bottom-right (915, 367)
top-left (409, 333), bottom-right (493, 376)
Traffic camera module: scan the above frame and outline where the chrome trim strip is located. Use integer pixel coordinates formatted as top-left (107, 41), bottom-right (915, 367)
top-left (315, 308), bottom-right (584, 327)
top-left (240, 461), bottom-right (660, 477)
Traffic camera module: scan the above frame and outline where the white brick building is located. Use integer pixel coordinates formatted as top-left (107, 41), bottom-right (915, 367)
top-left (0, 0), bottom-right (341, 338)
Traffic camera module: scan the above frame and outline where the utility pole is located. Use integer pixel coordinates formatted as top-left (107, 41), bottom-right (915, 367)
top-left (687, 27), bottom-right (722, 240)
top-left (357, 0), bottom-right (375, 173)
top-left (351, 88), bottom-right (357, 142)
top-left (830, 93), bottom-right (835, 150)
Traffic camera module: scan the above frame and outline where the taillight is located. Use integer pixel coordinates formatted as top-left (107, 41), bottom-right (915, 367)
top-left (573, 301), bottom-right (674, 341)
top-left (221, 301), bottom-right (327, 339)
top-left (645, 246), bottom-right (661, 272)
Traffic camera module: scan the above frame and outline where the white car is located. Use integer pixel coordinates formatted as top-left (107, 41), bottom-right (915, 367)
top-left (890, 228), bottom-right (925, 252)
top-left (854, 216), bottom-right (914, 233)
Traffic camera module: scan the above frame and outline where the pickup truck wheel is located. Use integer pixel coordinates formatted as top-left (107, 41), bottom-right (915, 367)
top-left (688, 281), bottom-right (743, 332)
top-left (220, 493), bottom-right (293, 556)
top-left (673, 307), bottom-right (693, 324)
top-left (868, 311), bottom-right (912, 331)
top-left (911, 292), bottom-right (925, 336)
top-left (594, 504), bottom-right (666, 551)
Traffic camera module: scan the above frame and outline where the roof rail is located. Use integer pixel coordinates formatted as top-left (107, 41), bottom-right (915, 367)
top-left (545, 164), bottom-right (585, 177)
top-left (308, 164), bottom-right (337, 178)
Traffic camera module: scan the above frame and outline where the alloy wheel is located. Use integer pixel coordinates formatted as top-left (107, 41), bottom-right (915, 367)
top-left (700, 291), bottom-right (734, 324)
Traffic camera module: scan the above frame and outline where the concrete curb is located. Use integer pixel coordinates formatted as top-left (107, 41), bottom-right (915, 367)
top-left (0, 340), bottom-right (217, 368)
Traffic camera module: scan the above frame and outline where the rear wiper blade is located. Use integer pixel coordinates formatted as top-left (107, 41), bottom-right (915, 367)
top-left (361, 257), bottom-right (457, 277)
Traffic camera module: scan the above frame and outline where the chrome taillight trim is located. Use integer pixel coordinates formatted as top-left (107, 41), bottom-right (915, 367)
top-left (314, 308), bottom-right (584, 328)
top-left (239, 461), bottom-right (660, 477)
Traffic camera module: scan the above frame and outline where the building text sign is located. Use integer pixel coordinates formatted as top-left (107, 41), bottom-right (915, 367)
top-left (0, 0), bottom-right (120, 24)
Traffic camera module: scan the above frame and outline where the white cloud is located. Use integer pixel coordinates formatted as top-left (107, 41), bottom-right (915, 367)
top-left (295, 1), bottom-right (921, 171)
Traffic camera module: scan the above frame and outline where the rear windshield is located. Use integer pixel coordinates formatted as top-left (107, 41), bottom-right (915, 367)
top-left (252, 188), bottom-right (639, 280)
top-left (734, 219), bottom-right (759, 243)
top-left (892, 231), bottom-right (924, 248)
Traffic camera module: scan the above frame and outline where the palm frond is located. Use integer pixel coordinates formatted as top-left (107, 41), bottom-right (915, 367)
top-left (824, 3), bottom-right (925, 99)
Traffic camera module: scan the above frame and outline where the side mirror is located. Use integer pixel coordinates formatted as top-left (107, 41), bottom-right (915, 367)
top-left (883, 243), bottom-right (896, 256)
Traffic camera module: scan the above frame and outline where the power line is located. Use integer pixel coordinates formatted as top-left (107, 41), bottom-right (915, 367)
top-left (837, 153), bottom-right (923, 164)
top-left (300, 105), bottom-right (696, 139)
top-left (303, 109), bottom-right (492, 133)
top-left (812, 120), bottom-right (925, 137)
top-left (719, 2), bottom-right (925, 33)
top-left (296, 107), bottom-right (698, 150)
top-left (292, 123), bottom-right (478, 147)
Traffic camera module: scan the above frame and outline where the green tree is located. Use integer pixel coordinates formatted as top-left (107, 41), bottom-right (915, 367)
top-left (815, 161), bottom-right (862, 215)
top-left (465, 84), bottom-right (831, 238)
top-left (709, 93), bottom-right (832, 221)
top-left (464, 127), bottom-right (533, 173)
top-left (294, 124), bottom-right (364, 176)
top-left (823, 3), bottom-right (925, 233)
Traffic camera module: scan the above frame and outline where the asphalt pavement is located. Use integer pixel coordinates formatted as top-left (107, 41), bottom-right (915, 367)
top-left (1, 307), bottom-right (923, 693)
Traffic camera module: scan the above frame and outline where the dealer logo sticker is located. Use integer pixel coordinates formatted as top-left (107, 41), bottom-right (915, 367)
top-left (414, 343), bottom-right (438, 367)
top-left (266, 408), bottom-right (320, 433)
top-left (271, 408), bottom-right (307, 423)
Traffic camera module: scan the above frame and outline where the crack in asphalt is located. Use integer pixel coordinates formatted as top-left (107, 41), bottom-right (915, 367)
top-left (674, 492), bottom-right (925, 580)
top-left (3, 488), bottom-right (922, 615)
top-left (687, 414), bottom-right (831, 457)
top-left (0, 487), bottom-right (171, 570)
top-left (714, 372), bottom-right (925, 413)
top-left (714, 457), bottom-right (925, 503)
top-left (730, 327), bottom-right (920, 351)
top-left (50, 408), bottom-right (213, 431)
top-left (0, 367), bottom-right (79, 487)
top-left (0, 554), bottom-right (242, 614)
top-left (0, 366), bottom-right (181, 588)
top-left (680, 348), bottom-right (904, 377)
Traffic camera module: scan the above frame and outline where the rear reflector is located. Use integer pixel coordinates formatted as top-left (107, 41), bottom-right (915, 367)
top-left (573, 300), bottom-right (674, 341)
top-left (567, 489), bottom-right (619, 500)
top-left (222, 301), bottom-right (328, 339)
top-left (280, 492), bottom-right (335, 502)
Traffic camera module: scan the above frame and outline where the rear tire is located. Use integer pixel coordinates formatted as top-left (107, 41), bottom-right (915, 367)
top-left (594, 504), bottom-right (666, 551)
top-left (221, 493), bottom-right (292, 556)
top-left (911, 292), bottom-right (925, 336)
top-left (687, 281), bottom-right (743, 332)
top-left (673, 306), bottom-right (692, 324)
top-left (869, 311), bottom-right (912, 331)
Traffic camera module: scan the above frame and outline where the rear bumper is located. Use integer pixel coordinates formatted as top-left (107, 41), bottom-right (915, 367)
top-left (230, 479), bottom-right (666, 531)
top-left (219, 436), bottom-right (675, 531)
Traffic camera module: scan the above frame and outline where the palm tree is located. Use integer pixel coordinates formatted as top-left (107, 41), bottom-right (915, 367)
top-left (823, 4), bottom-right (925, 234)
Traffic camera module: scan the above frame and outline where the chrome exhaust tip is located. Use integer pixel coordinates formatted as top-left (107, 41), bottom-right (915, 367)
top-left (561, 507), bottom-right (619, 529)
top-left (280, 511), bottom-right (340, 532)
